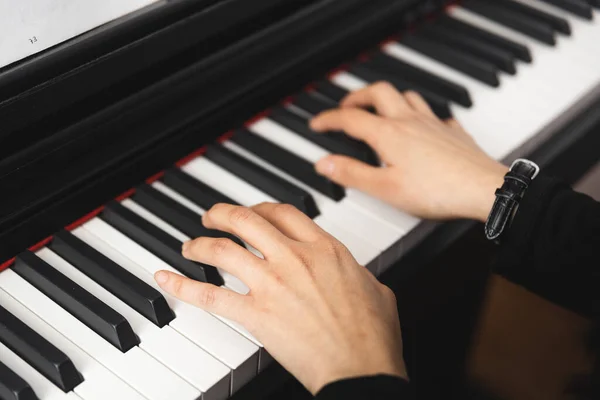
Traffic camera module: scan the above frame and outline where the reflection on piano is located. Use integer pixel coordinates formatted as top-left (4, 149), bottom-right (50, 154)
top-left (1, 0), bottom-right (599, 399)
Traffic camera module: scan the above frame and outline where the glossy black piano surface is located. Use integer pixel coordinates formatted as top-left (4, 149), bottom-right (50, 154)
top-left (1, 0), bottom-right (599, 399)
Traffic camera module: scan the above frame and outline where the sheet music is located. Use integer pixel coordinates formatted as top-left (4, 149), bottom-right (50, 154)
top-left (0, 0), bottom-right (158, 69)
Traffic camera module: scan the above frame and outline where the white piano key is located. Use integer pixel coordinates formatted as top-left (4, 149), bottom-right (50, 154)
top-left (183, 157), bottom-right (279, 206)
top-left (343, 189), bottom-right (421, 235)
top-left (0, 339), bottom-right (82, 400)
top-left (182, 157), bottom-right (380, 272)
top-left (517, 0), bottom-right (600, 66)
top-left (330, 71), bottom-right (369, 91)
top-left (69, 228), bottom-right (234, 400)
top-left (249, 119), bottom-right (330, 161)
top-left (205, 313), bottom-right (274, 374)
top-left (444, 6), bottom-right (600, 160)
top-left (382, 39), bottom-right (505, 96)
top-left (381, 41), bottom-right (533, 160)
top-left (454, 7), bottom-right (596, 88)
top-left (36, 245), bottom-right (230, 400)
top-left (0, 288), bottom-right (147, 400)
top-left (451, 5), bottom-right (598, 89)
top-left (456, 2), bottom-right (599, 69)
top-left (141, 324), bottom-right (231, 400)
top-left (168, 303), bottom-right (257, 394)
top-left (248, 117), bottom-right (422, 238)
top-left (448, 6), bottom-right (563, 67)
top-left (80, 218), bottom-right (260, 393)
top-left (0, 269), bottom-right (201, 400)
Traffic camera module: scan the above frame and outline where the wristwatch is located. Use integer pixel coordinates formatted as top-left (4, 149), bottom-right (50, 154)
top-left (484, 158), bottom-right (539, 242)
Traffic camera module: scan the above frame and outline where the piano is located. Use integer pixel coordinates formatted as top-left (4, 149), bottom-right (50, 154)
top-left (1, 0), bottom-right (599, 399)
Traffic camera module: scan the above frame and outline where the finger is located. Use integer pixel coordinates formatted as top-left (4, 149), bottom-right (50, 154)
top-left (315, 155), bottom-right (389, 197)
top-left (182, 236), bottom-right (264, 286)
top-left (444, 118), bottom-right (471, 139)
top-left (251, 202), bottom-right (325, 242)
top-left (445, 118), bottom-right (463, 131)
top-left (339, 81), bottom-right (412, 119)
top-left (310, 108), bottom-right (390, 149)
top-left (155, 270), bottom-right (252, 322)
top-left (403, 91), bottom-right (436, 118)
top-left (202, 203), bottom-right (290, 258)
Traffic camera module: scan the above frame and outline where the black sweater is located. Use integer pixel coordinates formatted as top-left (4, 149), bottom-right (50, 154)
top-left (315, 175), bottom-right (600, 399)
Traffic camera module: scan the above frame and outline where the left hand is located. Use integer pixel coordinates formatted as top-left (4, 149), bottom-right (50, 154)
top-left (154, 202), bottom-right (407, 395)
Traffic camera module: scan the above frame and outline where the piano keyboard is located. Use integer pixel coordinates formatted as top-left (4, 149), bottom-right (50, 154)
top-left (1, 1), bottom-right (599, 399)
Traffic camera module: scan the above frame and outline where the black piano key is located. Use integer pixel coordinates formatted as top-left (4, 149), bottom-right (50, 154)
top-left (462, 0), bottom-right (557, 45)
top-left (313, 81), bottom-right (349, 103)
top-left (437, 15), bottom-right (532, 62)
top-left (269, 107), bottom-right (379, 166)
top-left (487, 0), bottom-right (572, 34)
top-left (540, 0), bottom-right (593, 18)
top-left (348, 64), bottom-right (453, 119)
top-left (13, 251), bottom-right (138, 353)
top-left (587, 0), bottom-right (600, 9)
top-left (230, 129), bottom-right (346, 201)
top-left (292, 92), bottom-right (333, 116)
top-left (418, 23), bottom-right (517, 74)
top-left (0, 361), bottom-right (38, 400)
top-left (365, 52), bottom-right (473, 107)
top-left (401, 34), bottom-right (500, 87)
top-left (204, 144), bottom-right (321, 218)
top-left (49, 230), bottom-right (175, 328)
top-left (294, 89), bottom-right (376, 116)
top-left (132, 184), bottom-right (247, 249)
top-left (163, 168), bottom-right (239, 210)
top-left (101, 201), bottom-right (224, 286)
top-left (309, 85), bottom-right (377, 114)
top-left (0, 305), bottom-right (82, 393)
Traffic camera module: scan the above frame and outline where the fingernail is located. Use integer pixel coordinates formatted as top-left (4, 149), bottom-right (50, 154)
top-left (155, 271), bottom-right (169, 285)
top-left (316, 158), bottom-right (335, 176)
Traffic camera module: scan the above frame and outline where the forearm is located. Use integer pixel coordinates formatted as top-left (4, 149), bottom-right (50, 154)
top-left (315, 375), bottom-right (412, 400)
top-left (492, 174), bottom-right (600, 317)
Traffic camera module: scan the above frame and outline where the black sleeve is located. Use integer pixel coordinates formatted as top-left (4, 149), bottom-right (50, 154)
top-left (493, 174), bottom-right (600, 317)
top-left (315, 375), bottom-right (412, 400)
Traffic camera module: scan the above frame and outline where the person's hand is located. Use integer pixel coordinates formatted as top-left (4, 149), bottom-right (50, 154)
top-left (154, 202), bottom-right (407, 394)
top-left (310, 82), bottom-right (508, 222)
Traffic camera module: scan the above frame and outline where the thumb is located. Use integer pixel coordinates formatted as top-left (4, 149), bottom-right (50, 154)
top-left (315, 155), bottom-right (387, 196)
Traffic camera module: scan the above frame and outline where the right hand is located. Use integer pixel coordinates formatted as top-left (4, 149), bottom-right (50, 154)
top-left (310, 82), bottom-right (508, 223)
top-left (155, 203), bottom-right (407, 395)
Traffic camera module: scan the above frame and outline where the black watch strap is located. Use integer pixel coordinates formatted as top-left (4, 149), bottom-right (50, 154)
top-left (485, 159), bottom-right (539, 242)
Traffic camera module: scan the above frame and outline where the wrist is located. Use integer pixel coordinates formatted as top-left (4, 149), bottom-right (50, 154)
top-left (314, 371), bottom-right (408, 396)
top-left (311, 358), bottom-right (408, 395)
top-left (471, 162), bottom-right (509, 223)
